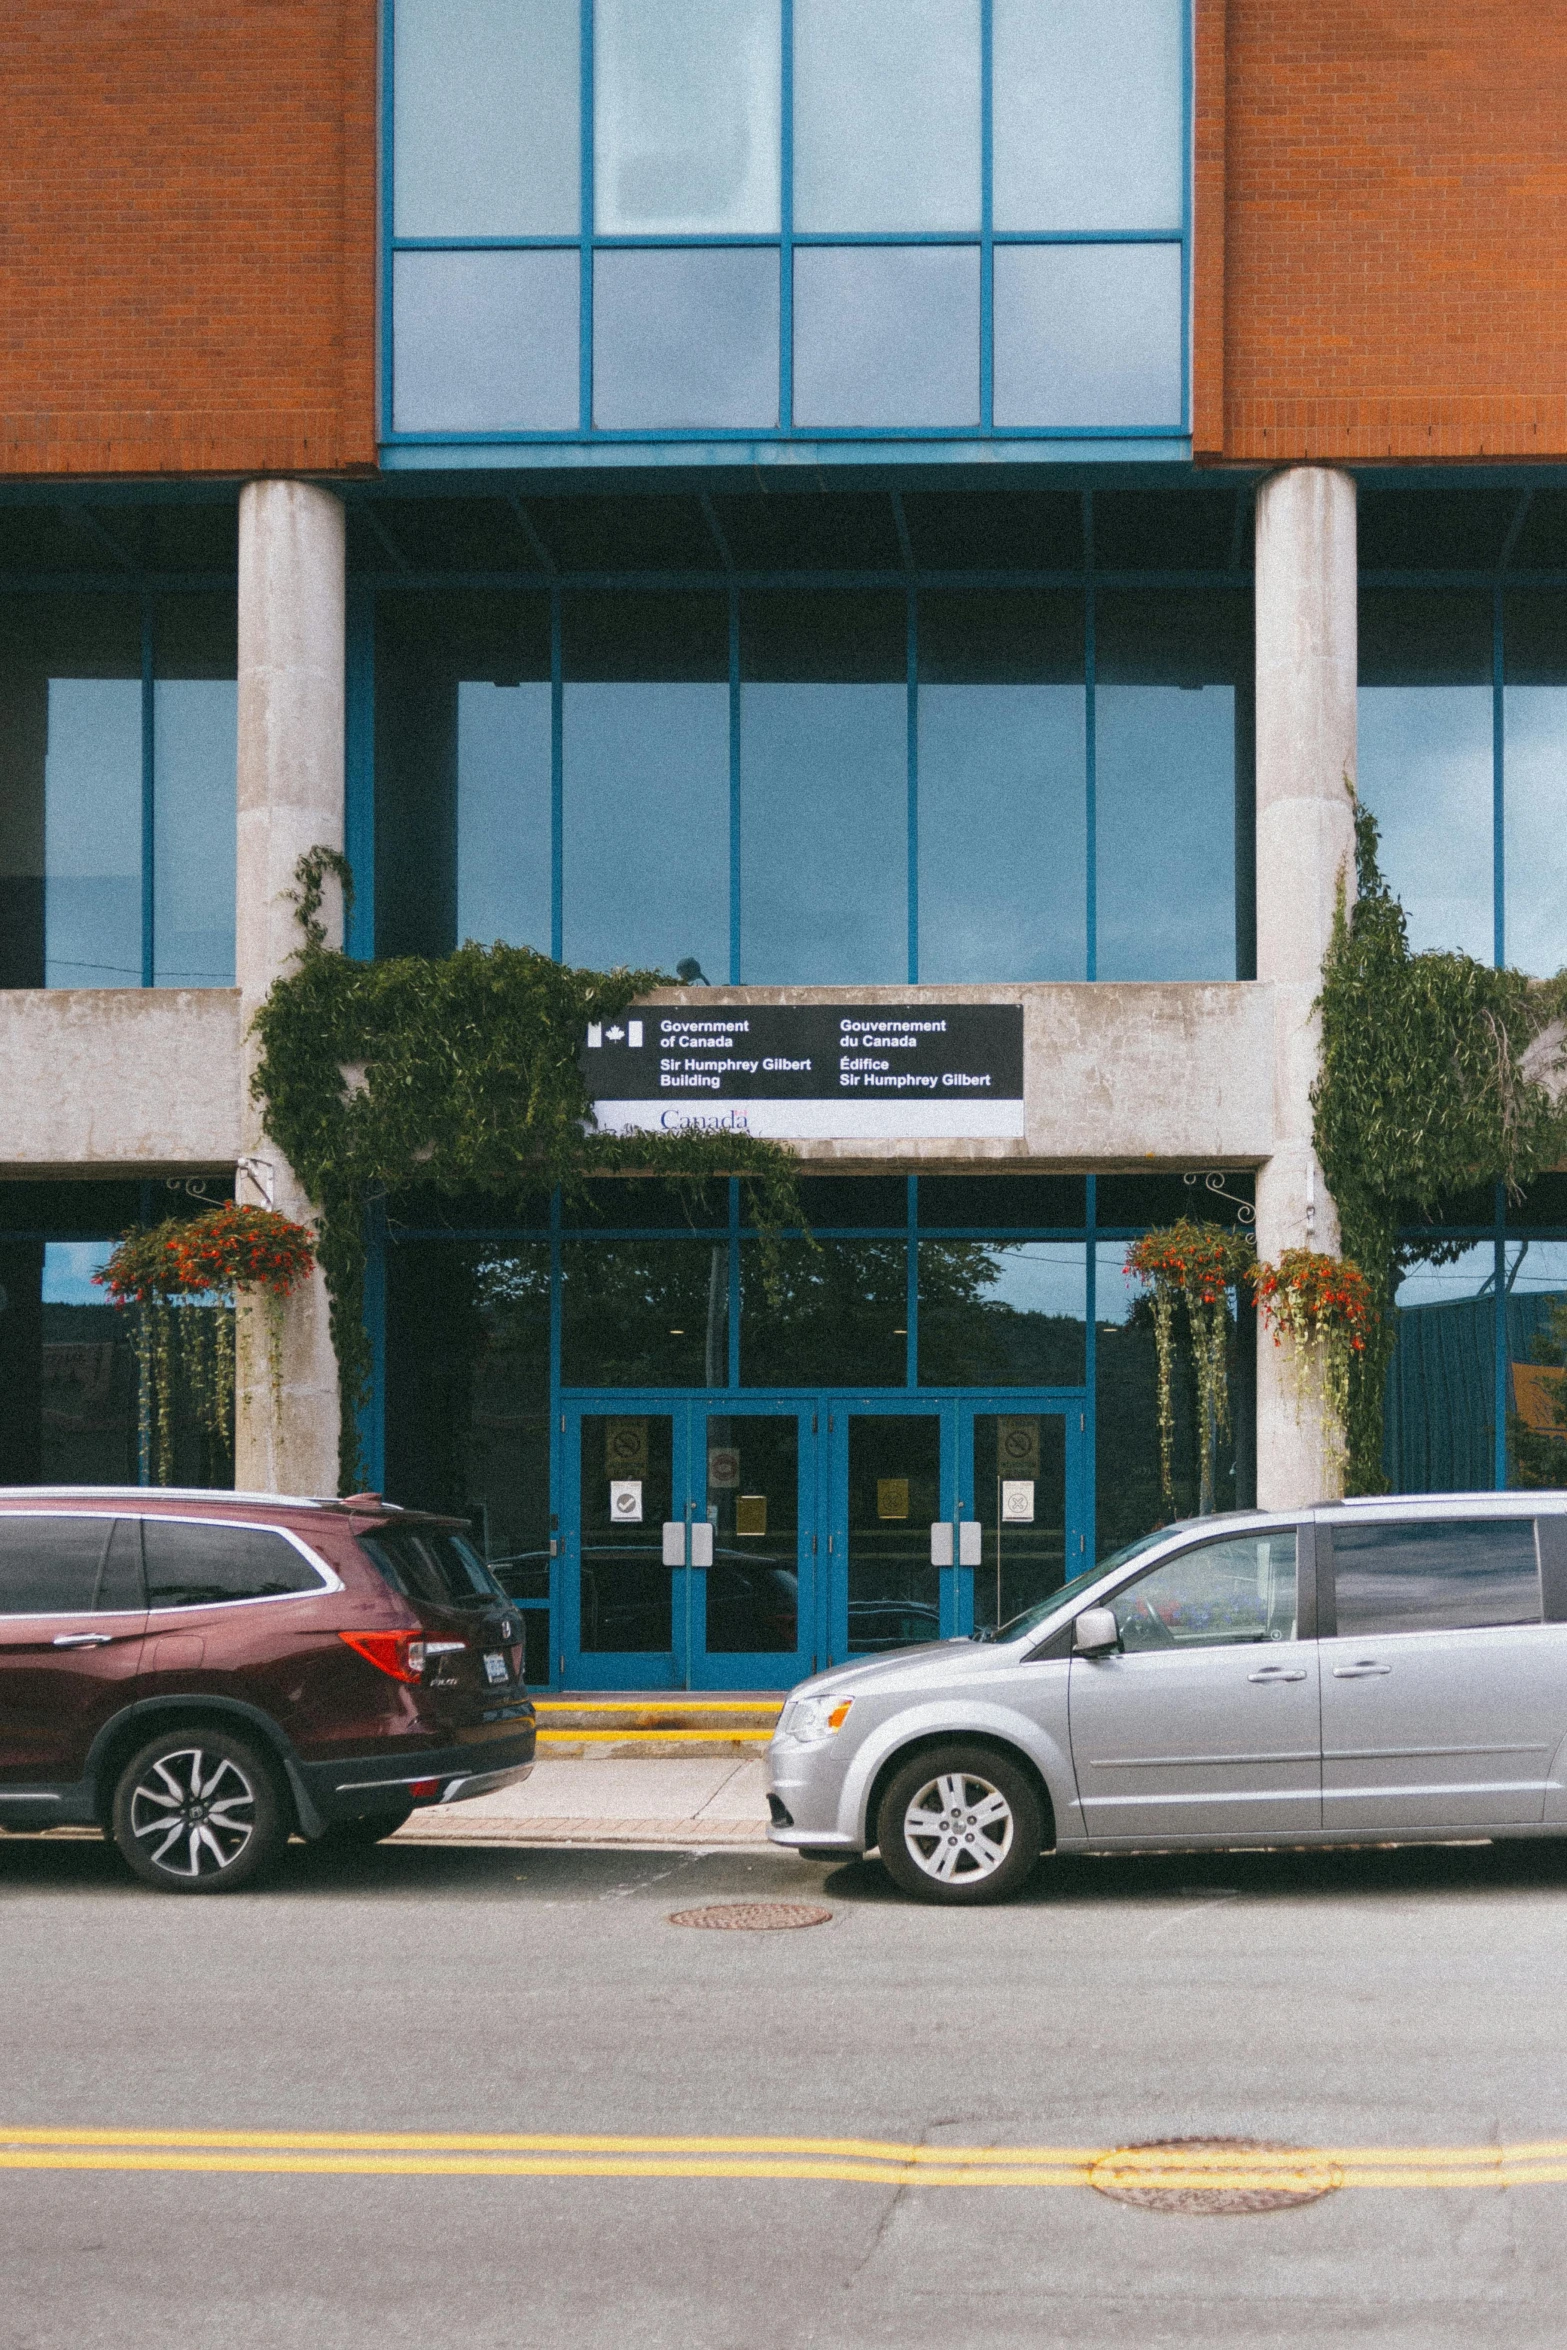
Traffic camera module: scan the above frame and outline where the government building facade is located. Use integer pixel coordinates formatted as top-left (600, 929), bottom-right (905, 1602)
top-left (3, 1), bottom-right (1565, 1689)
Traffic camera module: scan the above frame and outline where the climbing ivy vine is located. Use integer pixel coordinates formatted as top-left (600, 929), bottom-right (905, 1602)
top-left (1313, 797), bottom-right (1567, 1493)
top-left (251, 849), bottom-right (807, 1491)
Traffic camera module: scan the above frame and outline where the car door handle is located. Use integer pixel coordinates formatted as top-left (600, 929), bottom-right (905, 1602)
top-left (1248, 1666), bottom-right (1306, 1682)
top-left (1333, 1662), bottom-right (1392, 1677)
top-left (51, 1633), bottom-right (114, 1649)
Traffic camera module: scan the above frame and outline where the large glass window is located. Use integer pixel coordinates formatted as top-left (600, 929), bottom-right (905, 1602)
top-left (1502, 596), bottom-right (1567, 978)
top-left (1384, 1244), bottom-right (1499, 1494)
top-left (1358, 592), bottom-right (1493, 963)
top-left (385, 0), bottom-right (1189, 447)
top-left (0, 595), bottom-right (236, 991)
top-left (918, 1243), bottom-right (1086, 1386)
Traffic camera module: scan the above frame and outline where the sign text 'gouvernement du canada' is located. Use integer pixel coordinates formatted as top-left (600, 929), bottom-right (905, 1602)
top-left (583, 1005), bottom-right (1024, 1139)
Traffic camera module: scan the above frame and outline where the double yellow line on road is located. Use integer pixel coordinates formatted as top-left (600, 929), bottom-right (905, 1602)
top-left (5, 2127), bottom-right (1567, 2192)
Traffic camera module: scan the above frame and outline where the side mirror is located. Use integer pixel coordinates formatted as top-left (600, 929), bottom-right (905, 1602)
top-left (1073, 1607), bottom-right (1121, 1657)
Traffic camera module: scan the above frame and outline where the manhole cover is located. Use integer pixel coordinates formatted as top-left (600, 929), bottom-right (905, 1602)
top-left (667, 1901), bottom-right (832, 1931)
top-left (1089, 2138), bottom-right (1340, 2215)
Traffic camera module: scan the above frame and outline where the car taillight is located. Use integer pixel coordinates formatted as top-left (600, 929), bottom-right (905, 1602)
top-left (337, 1631), bottom-right (452, 1684)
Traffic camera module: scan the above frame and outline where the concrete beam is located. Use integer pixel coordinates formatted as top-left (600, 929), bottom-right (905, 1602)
top-left (0, 987), bottom-right (241, 1172)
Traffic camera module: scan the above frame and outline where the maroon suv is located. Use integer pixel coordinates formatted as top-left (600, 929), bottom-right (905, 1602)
top-left (0, 1488), bottom-right (537, 1893)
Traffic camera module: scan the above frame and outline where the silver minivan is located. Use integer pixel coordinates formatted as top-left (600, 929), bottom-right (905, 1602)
top-left (764, 1493), bottom-right (1567, 1904)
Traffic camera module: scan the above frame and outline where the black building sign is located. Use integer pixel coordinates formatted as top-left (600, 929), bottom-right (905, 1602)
top-left (584, 1005), bottom-right (1024, 1139)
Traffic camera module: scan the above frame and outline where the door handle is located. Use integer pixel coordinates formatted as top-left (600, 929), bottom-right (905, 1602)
top-left (1333, 1662), bottom-right (1392, 1677)
top-left (52, 1633), bottom-right (114, 1649)
top-left (1247, 1666), bottom-right (1306, 1682)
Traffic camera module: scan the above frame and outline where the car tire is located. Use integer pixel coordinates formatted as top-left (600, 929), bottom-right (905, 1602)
top-left (314, 1803), bottom-right (415, 1850)
top-left (876, 1745), bottom-right (1043, 1906)
top-left (111, 1726), bottom-right (289, 1894)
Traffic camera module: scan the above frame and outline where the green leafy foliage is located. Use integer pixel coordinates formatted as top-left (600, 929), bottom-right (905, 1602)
top-left (1314, 799), bottom-right (1567, 1492)
top-left (251, 848), bottom-right (807, 1490)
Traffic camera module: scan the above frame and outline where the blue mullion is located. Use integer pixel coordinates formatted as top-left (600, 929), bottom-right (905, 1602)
top-left (550, 587), bottom-right (564, 960)
top-left (391, 230), bottom-right (1183, 251)
top-left (1493, 582), bottom-right (1505, 969)
top-left (549, 1191), bottom-right (564, 1686)
top-left (1083, 492), bottom-right (1097, 981)
top-left (384, 422), bottom-right (1190, 445)
top-left (1179, 0), bottom-right (1193, 434)
top-left (579, 0), bottom-right (595, 433)
top-left (729, 585), bottom-right (742, 981)
top-left (979, 0), bottom-right (994, 432)
top-left (350, 568), bottom-right (1238, 596)
top-left (906, 585), bottom-right (919, 982)
top-left (728, 1180), bottom-right (742, 1388)
top-left (344, 583), bottom-right (376, 958)
top-left (140, 598), bottom-right (155, 987)
top-left (779, 0), bottom-right (794, 431)
top-left (905, 1177), bottom-right (919, 1390)
top-left (381, 0), bottom-right (397, 440)
top-left (1084, 1184), bottom-right (1098, 1558)
top-left (1494, 1187), bottom-right (1510, 1491)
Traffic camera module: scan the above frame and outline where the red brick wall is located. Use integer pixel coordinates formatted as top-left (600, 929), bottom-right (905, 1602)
top-left (1209, 2), bottom-right (1567, 463)
top-left (0, 1), bottom-right (376, 478)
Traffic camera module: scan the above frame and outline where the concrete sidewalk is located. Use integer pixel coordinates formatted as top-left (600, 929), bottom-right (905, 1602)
top-left (393, 1750), bottom-right (774, 1849)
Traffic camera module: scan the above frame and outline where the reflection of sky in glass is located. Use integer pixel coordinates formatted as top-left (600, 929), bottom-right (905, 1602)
top-left (43, 1241), bottom-right (114, 1306)
top-left (1394, 1245), bottom-right (1496, 1311)
top-left (1096, 1241), bottom-right (1147, 1326)
top-left (1505, 1240), bottom-right (1567, 1296)
top-left (1358, 689), bottom-right (1492, 961)
top-left (979, 1244), bottom-right (1086, 1321)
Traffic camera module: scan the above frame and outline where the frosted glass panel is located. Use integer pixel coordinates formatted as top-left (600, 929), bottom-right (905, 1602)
top-left (456, 682), bottom-right (553, 951)
top-left (994, 0), bottom-right (1185, 231)
top-left (595, 0), bottom-right (779, 233)
top-left (392, 250), bottom-right (579, 431)
top-left (44, 681), bottom-right (142, 988)
top-left (793, 0), bottom-right (980, 231)
top-left (153, 682), bottom-right (236, 986)
top-left (793, 247), bottom-right (979, 427)
top-left (563, 684), bottom-right (729, 975)
top-left (394, 0), bottom-right (580, 236)
top-left (993, 243), bottom-right (1183, 428)
top-left (593, 249), bottom-right (779, 428)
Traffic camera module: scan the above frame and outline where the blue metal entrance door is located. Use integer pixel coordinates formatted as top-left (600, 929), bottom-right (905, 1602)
top-left (956, 1400), bottom-right (1088, 1637)
top-left (560, 1397), bottom-right (818, 1690)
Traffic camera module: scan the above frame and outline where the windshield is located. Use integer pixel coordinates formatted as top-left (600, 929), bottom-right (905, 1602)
top-left (988, 1526), bottom-right (1192, 1646)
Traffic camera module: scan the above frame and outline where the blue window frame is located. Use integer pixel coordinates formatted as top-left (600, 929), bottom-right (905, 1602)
top-left (381, 0), bottom-right (1192, 461)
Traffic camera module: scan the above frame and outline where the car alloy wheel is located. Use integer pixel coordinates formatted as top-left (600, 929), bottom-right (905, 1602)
top-left (876, 1742), bottom-right (1044, 1905)
top-left (112, 1727), bottom-right (288, 1894)
top-left (903, 1769), bottom-right (1015, 1885)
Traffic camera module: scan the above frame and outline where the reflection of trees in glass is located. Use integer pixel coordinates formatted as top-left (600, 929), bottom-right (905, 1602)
top-left (561, 1241), bottom-right (728, 1387)
top-left (1096, 1307), bottom-right (1237, 1555)
top-left (917, 1242), bottom-right (1084, 1386)
top-left (742, 1239), bottom-right (905, 1386)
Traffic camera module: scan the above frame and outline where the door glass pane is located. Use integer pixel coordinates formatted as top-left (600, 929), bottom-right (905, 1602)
top-left (595, 0), bottom-right (779, 234)
top-left (705, 1414), bottom-right (798, 1652)
top-left (1113, 1531), bottom-right (1299, 1652)
top-left (970, 1413), bottom-right (1067, 1633)
top-left (993, 245), bottom-right (1184, 430)
top-left (1385, 1244), bottom-right (1498, 1494)
top-left (917, 592), bottom-right (1086, 982)
top-left (1505, 1239), bottom-right (1567, 1490)
top-left (918, 1242), bottom-right (1085, 1385)
top-left (593, 249), bottom-right (780, 429)
top-left (562, 1241), bottom-right (730, 1388)
top-left (1330, 1520), bottom-right (1539, 1637)
top-left (792, 247), bottom-right (980, 429)
top-left (1359, 592), bottom-right (1493, 962)
top-left (847, 1415), bottom-right (941, 1652)
top-left (580, 1414), bottom-right (674, 1652)
top-left (793, 0), bottom-right (980, 231)
top-left (1502, 596), bottom-right (1567, 977)
top-left (392, 251), bottom-right (580, 433)
top-left (740, 592), bottom-right (906, 983)
top-left (394, 0), bottom-right (580, 236)
top-left (741, 1239), bottom-right (906, 1386)
top-left (993, 0), bottom-right (1184, 232)
top-left (562, 594), bottom-right (729, 976)
top-left (153, 595), bottom-right (236, 986)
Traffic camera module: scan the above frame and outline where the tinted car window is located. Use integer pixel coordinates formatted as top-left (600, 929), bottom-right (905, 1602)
top-left (141, 1520), bottom-right (325, 1609)
top-left (357, 1528), bottom-right (506, 1610)
top-left (1330, 1518), bottom-right (1541, 1636)
top-left (0, 1515), bottom-right (119, 1615)
top-left (1113, 1531), bottom-right (1299, 1652)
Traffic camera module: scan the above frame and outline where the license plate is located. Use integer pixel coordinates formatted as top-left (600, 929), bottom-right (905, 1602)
top-left (483, 1652), bottom-right (510, 1685)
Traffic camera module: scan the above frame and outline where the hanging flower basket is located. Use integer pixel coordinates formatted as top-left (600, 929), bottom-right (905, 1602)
top-left (1248, 1247), bottom-right (1375, 1467)
top-left (1124, 1218), bottom-right (1257, 1512)
top-left (96, 1205), bottom-right (317, 1484)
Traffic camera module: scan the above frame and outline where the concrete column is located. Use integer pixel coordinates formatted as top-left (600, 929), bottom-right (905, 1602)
top-left (234, 480), bottom-right (346, 1495)
top-left (1253, 467), bottom-right (1358, 1507)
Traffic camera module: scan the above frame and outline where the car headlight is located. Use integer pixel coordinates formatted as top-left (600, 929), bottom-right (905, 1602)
top-left (781, 1695), bottom-right (854, 1743)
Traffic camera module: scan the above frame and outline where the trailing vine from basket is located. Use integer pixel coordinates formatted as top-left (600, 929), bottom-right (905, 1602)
top-left (1124, 1219), bottom-right (1257, 1512)
top-left (250, 848), bottom-right (808, 1492)
top-left (1250, 1248), bottom-right (1375, 1479)
top-left (1313, 793), bottom-right (1567, 1492)
top-left (96, 1205), bottom-right (317, 1485)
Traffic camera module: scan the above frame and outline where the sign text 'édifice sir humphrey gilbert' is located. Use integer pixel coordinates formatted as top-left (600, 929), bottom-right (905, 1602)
top-left (583, 1006), bottom-right (1024, 1139)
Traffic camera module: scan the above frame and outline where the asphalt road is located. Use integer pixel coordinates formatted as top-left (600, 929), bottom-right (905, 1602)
top-left (5, 1830), bottom-right (1567, 2349)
